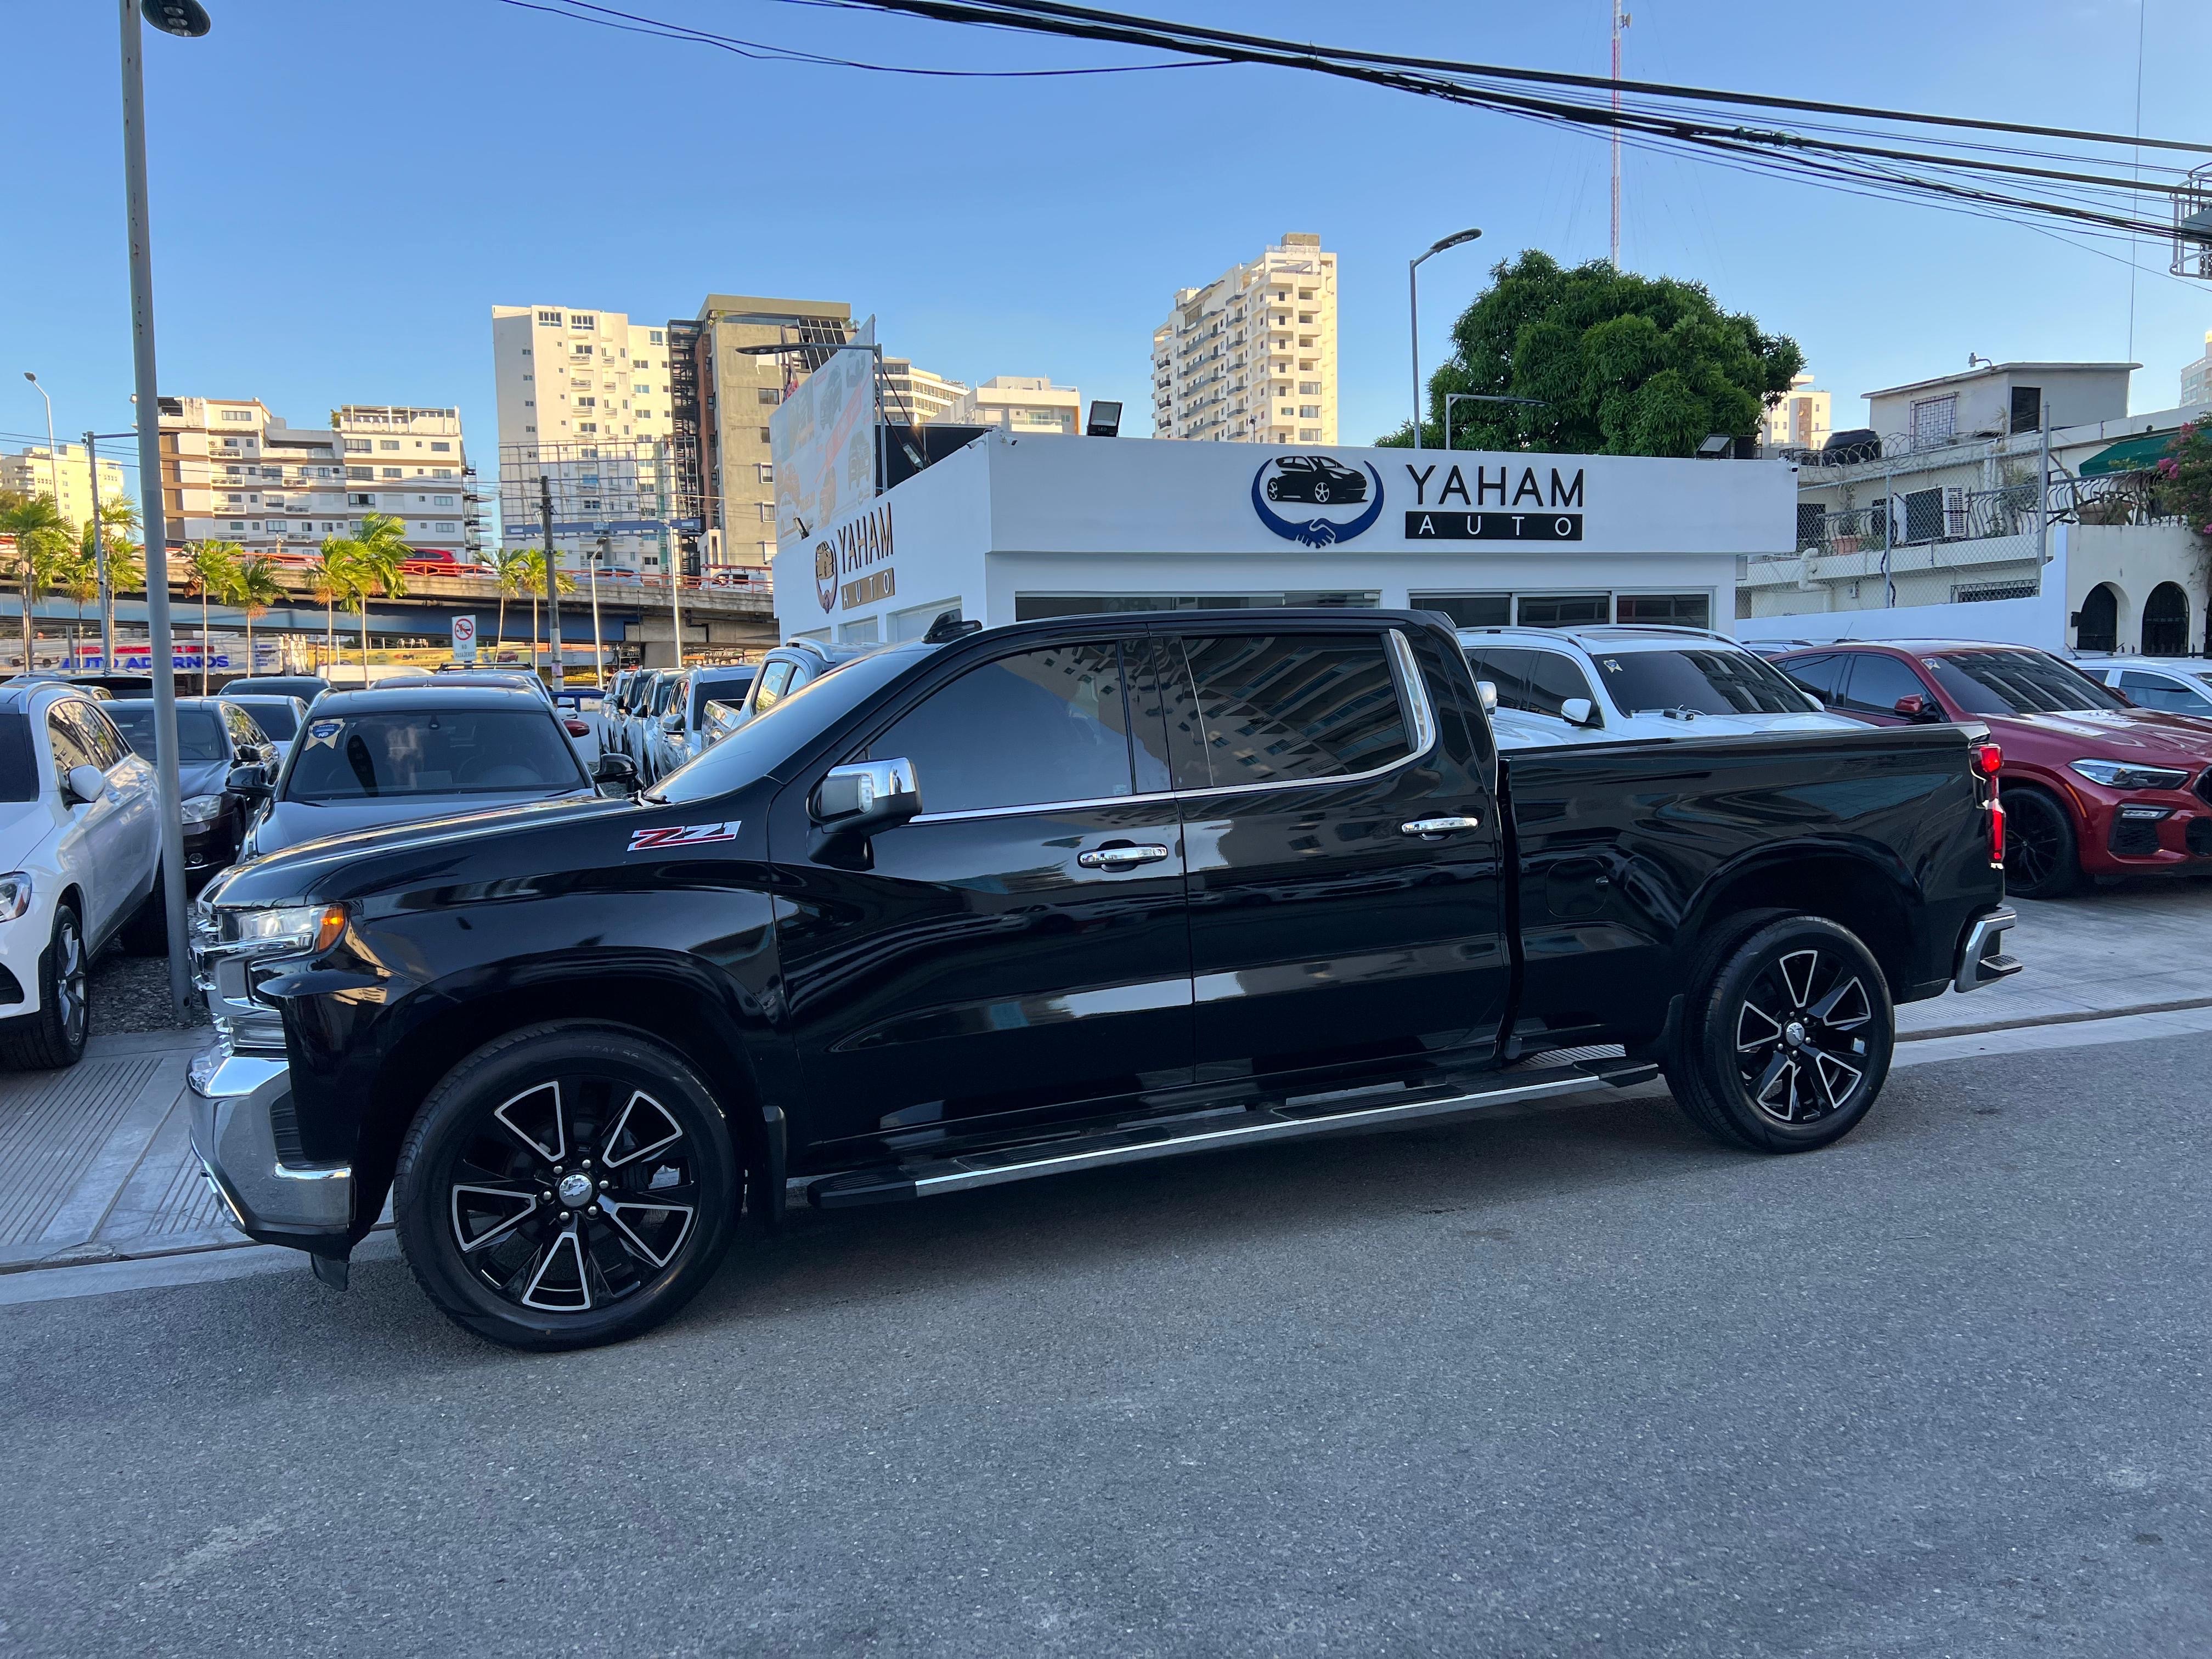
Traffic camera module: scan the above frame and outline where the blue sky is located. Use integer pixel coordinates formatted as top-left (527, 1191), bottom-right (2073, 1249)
top-left (4, 0), bottom-right (2209, 518)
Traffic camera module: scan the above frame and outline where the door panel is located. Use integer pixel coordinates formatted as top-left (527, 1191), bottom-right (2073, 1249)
top-left (1162, 628), bottom-right (1510, 1088)
top-left (776, 637), bottom-right (1194, 1155)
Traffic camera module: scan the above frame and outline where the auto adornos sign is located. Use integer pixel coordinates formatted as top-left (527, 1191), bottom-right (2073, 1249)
top-left (817, 500), bottom-right (895, 613)
top-left (1401, 460), bottom-right (1585, 541)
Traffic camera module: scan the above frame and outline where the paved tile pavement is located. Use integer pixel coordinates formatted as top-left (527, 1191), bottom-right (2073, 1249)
top-left (1, 878), bottom-right (2204, 1273)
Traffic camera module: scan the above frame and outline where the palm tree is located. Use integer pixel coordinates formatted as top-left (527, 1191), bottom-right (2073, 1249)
top-left (311, 538), bottom-right (348, 675)
top-left (180, 540), bottom-right (243, 692)
top-left (59, 551), bottom-right (100, 671)
top-left (0, 495), bottom-right (75, 673)
top-left (343, 512), bottom-right (411, 684)
top-left (81, 496), bottom-right (138, 659)
top-left (487, 547), bottom-right (534, 659)
top-left (235, 556), bottom-right (286, 678)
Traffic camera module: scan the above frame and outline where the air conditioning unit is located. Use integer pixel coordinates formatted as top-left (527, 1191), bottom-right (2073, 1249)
top-left (1899, 486), bottom-right (1968, 545)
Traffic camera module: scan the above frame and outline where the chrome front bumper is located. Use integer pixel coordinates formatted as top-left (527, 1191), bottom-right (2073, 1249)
top-left (1953, 906), bottom-right (2023, 994)
top-left (188, 1041), bottom-right (353, 1245)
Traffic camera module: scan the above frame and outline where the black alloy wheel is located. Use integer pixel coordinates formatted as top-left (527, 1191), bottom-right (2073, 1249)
top-left (394, 1023), bottom-right (740, 1349)
top-left (1666, 913), bottom-right (1894, 1154)
top-left (2001, 788), bottom-right (2078, 900)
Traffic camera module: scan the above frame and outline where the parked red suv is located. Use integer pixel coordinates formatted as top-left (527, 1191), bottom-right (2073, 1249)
top-left (1771, 641), bottom-right (2212, 899)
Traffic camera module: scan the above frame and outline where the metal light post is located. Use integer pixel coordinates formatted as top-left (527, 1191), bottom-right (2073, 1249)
top-left (1409, 228), bottom-right (1481, 450)
top-left (122, 0), bottom-right (211, 1019)
top-left (22, 374), bottom-right (62, 511)
top-left (589, 532), bottom-right (608, 686)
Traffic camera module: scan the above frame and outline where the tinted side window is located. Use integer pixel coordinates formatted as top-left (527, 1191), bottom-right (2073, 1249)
top-left (1777, 653), bottom-right (1846, 700)
top-left (46, 708), bottom-right (95, 775)
top-left (752, 664), bottom-right (794, 713)
top-left (1176, 633), bottom-right (1412, 787)
top-left (2119, 670), bottom-right (2212, 713)
top-left (1521, 651), bottom-right (1599, 718)
top-left (1837, 654), bottom-right (1933, 716)
top-left (1461, 647), bottom-right (1537, 714)
top-left (869, 642), bottom-right (1137, 814)
top-left (70, 702), bottom-right (131, 769)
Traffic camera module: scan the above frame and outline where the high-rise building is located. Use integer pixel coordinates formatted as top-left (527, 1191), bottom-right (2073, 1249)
top-left (880, 358), bottom-right (969, 427)
top-left (686, 293), bottom-right (853, 569)
top-left (1150, 233), bottom-right (1338, 444)
top-left (1761, 372), bottom-right (1833, 452)
top-left (0, 443), bottom-right (127, 529)
top-left (492, 304), bottom-right (679, 572)
top-left (947, 376), bottom-right (1081, 436)
top-left (157, 397), bottom-right (477, 557)
top-left (2183, 331), bottom-right (2212, 409)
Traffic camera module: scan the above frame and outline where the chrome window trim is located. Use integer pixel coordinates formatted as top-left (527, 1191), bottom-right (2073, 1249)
top-left (907, 628), bottom-right (1436, 824)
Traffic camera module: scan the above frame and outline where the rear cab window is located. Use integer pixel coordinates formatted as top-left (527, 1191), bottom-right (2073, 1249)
top-left (1164, 631), bottom-right (1416, 789)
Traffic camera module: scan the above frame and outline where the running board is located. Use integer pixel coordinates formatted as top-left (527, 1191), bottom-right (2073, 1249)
top-left (798, 1058), bottom-right (1656, 1209)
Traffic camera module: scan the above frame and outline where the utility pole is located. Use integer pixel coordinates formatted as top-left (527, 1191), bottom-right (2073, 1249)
top-left (83, 431), bottom-right (116, 670)
top-left (1611, 1), bottom-right (1629, 270)
top-left (538, 473), bottom-right (563, 688)
top-left (590, 532), bottom-right (608, 686)
top-left (120, 0), bottom-right (199, 1018)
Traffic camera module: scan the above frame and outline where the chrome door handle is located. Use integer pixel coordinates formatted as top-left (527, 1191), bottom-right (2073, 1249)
top-left (1401, 815), bottom-right (1482, 838)
top-left (1076, 843), bottom-right (1171, 870)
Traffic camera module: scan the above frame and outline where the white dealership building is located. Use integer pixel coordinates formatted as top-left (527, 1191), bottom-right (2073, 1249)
top-left (774, 432), bottom-right (1792, 645)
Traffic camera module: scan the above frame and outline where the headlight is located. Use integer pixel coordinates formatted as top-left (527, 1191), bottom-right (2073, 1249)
top-left (204, 901), bottom-right (349, 960)
top-left (2068, 758), bottom-right (2192, 791)
top-left (182, 793), bottom-right (226, 825)
top-left (0, 872), bottom-right (30, 922)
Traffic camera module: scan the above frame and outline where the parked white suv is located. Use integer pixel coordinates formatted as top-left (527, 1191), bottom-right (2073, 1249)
top-left (0, 681), bottom-right (162, 1068)
top-left (2075, 656), bottom-right (2212, 717)
top-left (1456, 624), bottom-right (1861, 748)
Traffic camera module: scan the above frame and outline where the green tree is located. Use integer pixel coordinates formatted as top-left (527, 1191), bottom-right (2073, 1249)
top-left (180, 540), bottom-right (244, 692)
top-left (1380, 250), bottom-right (1804, 456)
top-left (235, 556), bottom-right (286, 678)
top-left (311, 539), bottom-right (349, 677)
top-left (487, 546), bottom-right (535, 655)
top-left (334, 512), bottom-right (411, 683)
top-left (0, 494), bottom-right (76, 673)
top-left (2157, 422), bottom-right (2212, 540)
top-left (59, 549), bottom-right (100, 669)
top-left (517, 550), bottom-right (577, 676)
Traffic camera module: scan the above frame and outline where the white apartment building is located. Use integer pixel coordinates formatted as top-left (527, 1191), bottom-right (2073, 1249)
top-left (881, 358), bottom-right (969, 426)
top-left (947, 376), bottom-right (1081, 436)
top-left (1150, 233), bottom-right (1338, 444)
top-left (2183, 330), bottom-right (2212, 409)
top-left (157, 398), bottom-right (472, 556)
top-left (1760, 372), bottom-right (1832, 452)
top-left (1, 444), bottom-right (128, 529)
top-left (492, 303), bottom-right (680, 572)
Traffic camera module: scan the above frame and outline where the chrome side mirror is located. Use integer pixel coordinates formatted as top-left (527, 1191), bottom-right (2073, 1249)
top-left (812, 758), bottom-right (921, 838)
top-left (1474, 680), bottom-right (1499, 715)
top-left (1560, 696), bottom-right (1598, 727)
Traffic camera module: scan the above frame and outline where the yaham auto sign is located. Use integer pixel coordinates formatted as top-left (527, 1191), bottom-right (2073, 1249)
top-left (774, 430), bottom-right (1790, 643)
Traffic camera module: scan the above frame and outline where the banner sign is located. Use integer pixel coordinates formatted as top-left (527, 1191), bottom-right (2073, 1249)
top-left (770, 315), bottom-right (877, 552)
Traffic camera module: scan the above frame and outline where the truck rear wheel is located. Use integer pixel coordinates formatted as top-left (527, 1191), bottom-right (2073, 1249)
top-left (394, 1022), bottom-right (741, 1350)
top-left (1665, 914), bottom-right (1894, 1153)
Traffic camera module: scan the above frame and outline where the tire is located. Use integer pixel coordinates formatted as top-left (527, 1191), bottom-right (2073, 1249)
top-left (120, 872), bottom-right (168, 957)
top-left (1311, 480), bottom-right (1333, 504)
top-left (0, 903), bottom-right (90, 1071)
top-left (394, 1021), bottom-right (741, 1351)
top-left (2002, 787), bottom-right (2079, 900)
top-left (1664, 914), bottom-right (1894, 1154)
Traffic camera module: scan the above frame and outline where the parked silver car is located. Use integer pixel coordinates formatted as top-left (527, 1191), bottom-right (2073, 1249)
top-left (644, 665), bottom-right (757, 781)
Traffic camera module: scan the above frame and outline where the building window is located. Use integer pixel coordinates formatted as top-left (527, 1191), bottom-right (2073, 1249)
top-left (432, 494), bottom-right (455, 506)
top-left (349, 493), bottom-right (373, 506)
top-left (347, 467), bottom-right (370, 480)
top-left (377, 439), bottom-right (399, 451)
top-left (1298, 381), bottom-right (1322, 395)
top-left (578, 423), bottom-right (598, 433)
top-left (758, 388), bottom-right (781, 405)
top-left (1613, 593), bottom-right (1713, 628)
top-left (648, 329), bottom-right (664, 345)
top-left (430, 441), bottom-right (451, 452)
top-left (757, 501), bottom-right (774, 521)
top-left (1297, 427), bottom-right (1322, 441)
top-left (229, 521), bottom-right (246, 531)
top-left (381, 467), bottom-right (401, 479)
top-left (569, 314), bottom-right (596, 330)
top-left (537, 310), bottom-right (562, 326)
top-left (220, 409), bottom-right (253, 423)
top-left (1909, 394), bottom-right (1957, 448)
top-left (342, 438), bottom-right (370, 453)
top-left (1299, 405), bottom-right (1321, 419)
top-left (757, 463), bottom-right (774, 482)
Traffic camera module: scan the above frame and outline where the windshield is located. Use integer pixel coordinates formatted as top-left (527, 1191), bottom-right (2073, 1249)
top-left (1589, 649), bottom-right (1812, 716)
top-left (650, 647), bottom-right (933, 805)
top-left (110, 705), bottom-right (226, 763)
top-left (229, 700), bottom-right (298, 739)
top-left (1922, 651), bottom-right (2127, 715)
top-left (282, 708), bottom-right (587, 801)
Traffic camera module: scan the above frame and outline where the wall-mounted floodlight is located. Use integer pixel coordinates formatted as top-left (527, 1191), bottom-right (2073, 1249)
top-left (1085, 400), bottom-right (1122, 438)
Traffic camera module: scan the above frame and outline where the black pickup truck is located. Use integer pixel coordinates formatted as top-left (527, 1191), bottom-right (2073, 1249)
top-left (189, 610), bottom-right (2019, 1350)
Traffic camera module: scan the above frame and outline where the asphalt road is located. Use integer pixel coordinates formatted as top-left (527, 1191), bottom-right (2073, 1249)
top-left (3, 1036), bottom-right (2207, 1658)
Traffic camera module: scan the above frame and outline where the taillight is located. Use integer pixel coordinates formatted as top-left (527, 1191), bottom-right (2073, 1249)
top-left (1974, 743), bottom-right (2002, 776)
top-left (1988, 798), bottom-right (2005, 866)
top-left (1976, 742), bottom-right (2004, 865)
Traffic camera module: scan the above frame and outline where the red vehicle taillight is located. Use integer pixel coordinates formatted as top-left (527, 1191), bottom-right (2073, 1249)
top-left (1974, 743), bottom-right (2004, 865)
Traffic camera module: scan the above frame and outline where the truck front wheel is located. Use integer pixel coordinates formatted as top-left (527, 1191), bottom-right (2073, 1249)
top-left (394, 1022), bottom-right (742, 1350)
top-left (1666, 915), bottom-right (1894, 1153)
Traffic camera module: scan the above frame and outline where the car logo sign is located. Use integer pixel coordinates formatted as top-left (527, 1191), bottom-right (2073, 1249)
top-left (1251, 454), bottom-right (1385, 548)
top-left (814, 540), bottom-right (838, 612)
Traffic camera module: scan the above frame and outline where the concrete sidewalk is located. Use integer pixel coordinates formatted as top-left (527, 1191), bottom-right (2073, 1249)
top-left (1, 878), bottom-right (2205, 1274)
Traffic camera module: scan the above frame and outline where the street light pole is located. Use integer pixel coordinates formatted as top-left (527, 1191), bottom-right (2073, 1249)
top-left (120, 0), bottom-right (207, 1019)
top-left (22, 374), bottom-right (61, 512)
top-left (1409, 228), bottom-right (1481, 450)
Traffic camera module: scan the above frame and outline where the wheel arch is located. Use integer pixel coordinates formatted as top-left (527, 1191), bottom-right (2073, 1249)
top-left (348, 962), bottom-right (772, 1244)
top-left (1681, 842), bottom-right (1920, 1000)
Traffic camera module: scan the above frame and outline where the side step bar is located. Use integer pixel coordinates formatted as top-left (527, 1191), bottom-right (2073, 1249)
top-left (797, 1058), bottom-right (1657, 1209)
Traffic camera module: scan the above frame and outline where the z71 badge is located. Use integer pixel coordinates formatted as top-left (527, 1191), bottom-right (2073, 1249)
top-left (627, 821), bottom-right (741, 853)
